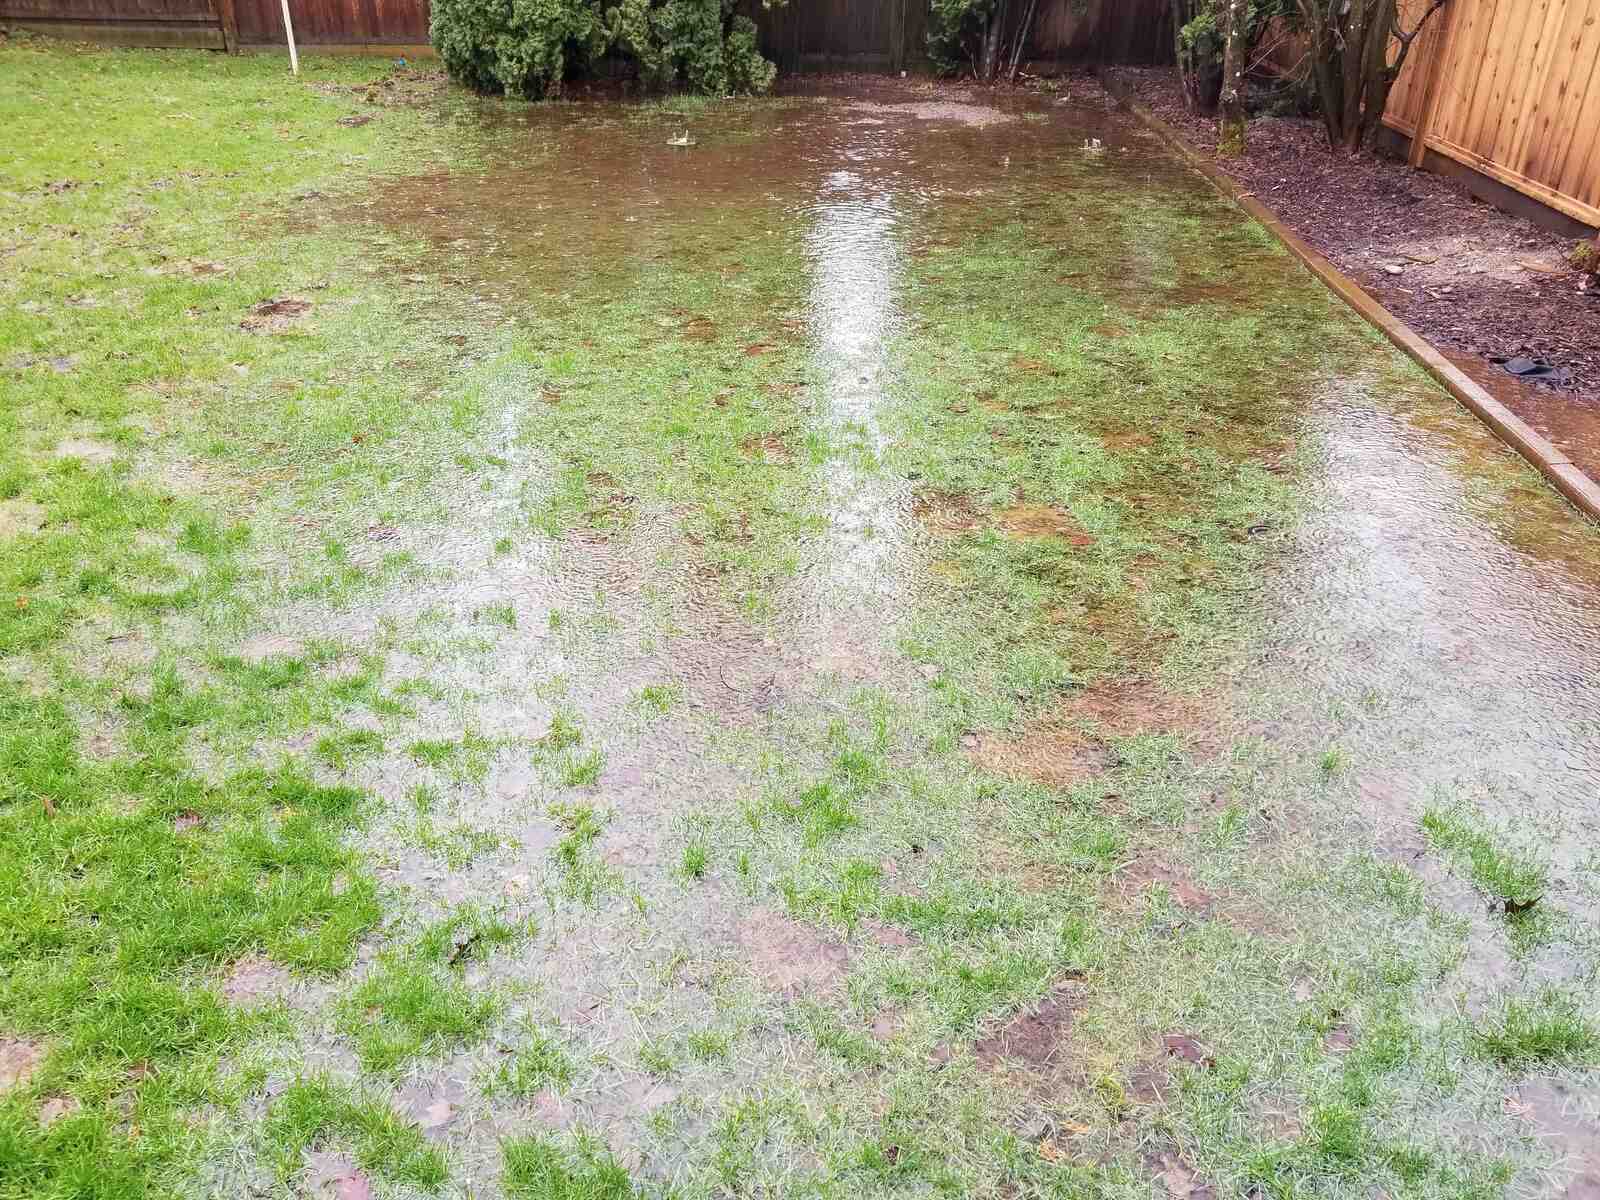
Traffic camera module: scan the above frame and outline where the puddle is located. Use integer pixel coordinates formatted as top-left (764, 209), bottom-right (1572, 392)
top-left (1514, 1075), bottom-right (1600, 1196)
top-left (1443, 349), bottom-right (1600, 483)
top-left (225, 75), bottom-right (1600, 1187)
top-left (1254, 377), bottom-right (1600, 976)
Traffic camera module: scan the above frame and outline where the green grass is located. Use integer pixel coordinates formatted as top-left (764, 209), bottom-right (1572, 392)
top-left (501, 1134), bottom-right (636, 1199)
top-left (491, 1028), bottom-right (576, 1098)
top-left (1421, 805), bottom-right (1548, 908)
top-left (262, 1076), bottom-right (449, 1190)
top-left (1472, 990), bottom-right (1599, 1067)
top-left (340, 955), bottom-right (501, 1071)
top-left (681, 841), bottom-right (709, 879)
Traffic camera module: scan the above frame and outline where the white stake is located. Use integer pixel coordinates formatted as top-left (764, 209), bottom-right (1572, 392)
top-left (279, 0), bottom-right (299, 75)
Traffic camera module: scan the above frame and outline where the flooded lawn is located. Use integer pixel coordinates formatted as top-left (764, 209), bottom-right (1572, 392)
top-left (2, 46), bottom-right (1598, 1200)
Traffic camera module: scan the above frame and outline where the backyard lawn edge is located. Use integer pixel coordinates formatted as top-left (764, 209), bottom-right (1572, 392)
top-left (1098, 69), bottom-right (1600, 524)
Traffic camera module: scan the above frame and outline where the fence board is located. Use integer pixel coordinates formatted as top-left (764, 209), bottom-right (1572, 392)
top-left (747, 0), bottom-right (1168, 69)
top-left (1, 0), bottom-right (212, 18)
top-left (1392, 0), bottom-right (1600, 226)
top-left (232, 0), bottom-right (428, 43)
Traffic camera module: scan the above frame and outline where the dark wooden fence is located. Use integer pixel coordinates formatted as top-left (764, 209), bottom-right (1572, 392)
top-left (2, 0), bottom-right (1170, 62)
top-left (1, 0), bottom-right (225, 46)
top-left (752, 0), bottom-right (1171, 71)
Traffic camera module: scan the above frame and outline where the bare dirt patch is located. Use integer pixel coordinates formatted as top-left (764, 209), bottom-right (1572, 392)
top-left (998, 503), bottom-right (1094, 545)
top-left (735, 908), bottom-right (851, 998)
top-left (1101, 431), bottom-right (1153, 453)
top-left (0, 1039), bottom-right (44, 1092)
top-left (680, 314), bottom-right (717, 342)
top-left (915, 494), bottom-right (1096, 546)
top-left (968, 676), bottom-right (1221, 789)
top-left (0, 500), bottom-right (46, 539)
top-left (973, 987), bottom-right (1080, 1069)
top-left (38, 1096), bottom-right (79, 1127)
top-left (220, 955), bottom-right (294, 1005)
top-left (1060, 676), bottom-right (1220, 744)
top-left (968, 726), bottom-right (1113, 789)
top-left (241, 297), bottom-right (312, 333)
top-left (1162, 1032), bottom-right (1215, 1067)
top-left (740, 434), bottom-right (794, 466)
top-left (1149, 1148), bottom-right (1219, 1200)
top-left (1118, 859), bottom-right (1215, 913)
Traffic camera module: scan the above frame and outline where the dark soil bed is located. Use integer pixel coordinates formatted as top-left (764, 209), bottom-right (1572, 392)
top-left (1103, 66), bottom-right (1600, 481)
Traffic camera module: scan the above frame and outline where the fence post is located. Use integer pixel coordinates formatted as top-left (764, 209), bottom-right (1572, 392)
top-left (215, 0), bottom-right (238, 51)
top-left (1406, 0), bottom-right (1460, 168)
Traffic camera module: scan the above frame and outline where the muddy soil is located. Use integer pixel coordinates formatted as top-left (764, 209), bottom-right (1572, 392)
top-left (1107, 66), bottom-right (1600, 479)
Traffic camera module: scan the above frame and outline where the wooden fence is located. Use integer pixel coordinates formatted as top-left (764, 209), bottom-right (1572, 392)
top-left (0, 0), bottom-right (224, 46)
top-left (0, 0), bottom-right (1170, 60)
top-left (751, 0), bottom-right (1171, 71)
top-left (1383, 0), bottom-right (1600, 229)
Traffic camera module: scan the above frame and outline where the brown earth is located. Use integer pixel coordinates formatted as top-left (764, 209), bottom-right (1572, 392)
top-left (1105, 67), bottom-right (1600, 481)
top-left (967, 676), bottom-right (1221, 790)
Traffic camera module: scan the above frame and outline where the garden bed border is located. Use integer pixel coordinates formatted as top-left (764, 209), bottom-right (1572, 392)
top-left (1098, 70), bottom-right (1600, 524)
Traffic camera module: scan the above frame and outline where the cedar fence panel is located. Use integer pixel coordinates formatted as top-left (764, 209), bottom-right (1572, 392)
top-left (1387, 0), bottom-right (1600, 227)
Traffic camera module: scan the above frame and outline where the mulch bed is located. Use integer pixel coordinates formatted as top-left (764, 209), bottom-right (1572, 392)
top-left (1104, 67), bottom-right (1600, 442)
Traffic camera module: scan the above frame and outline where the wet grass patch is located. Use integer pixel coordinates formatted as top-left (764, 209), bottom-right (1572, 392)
top-left (262, 1075), bottom-right (449, 1191)
top-left (1421, 804), bottom-right (1548, 912)
top-left (1471, 990), bottom-right (1599, 1068)
top-left (501, 1132), bottom-right (636, 1199)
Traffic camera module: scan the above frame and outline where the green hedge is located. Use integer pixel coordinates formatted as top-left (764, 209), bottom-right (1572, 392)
top-left (430, 0), bottom-right (779, 99)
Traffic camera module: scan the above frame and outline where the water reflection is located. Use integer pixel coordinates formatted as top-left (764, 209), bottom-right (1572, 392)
top-left (793, 154), bottom-right (918, 652)
top-left (1264, 383), bottom-right (1600, 877)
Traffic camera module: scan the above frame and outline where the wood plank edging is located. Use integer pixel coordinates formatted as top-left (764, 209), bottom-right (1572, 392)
top-left (1098, 70), bottom-right (1600, 524)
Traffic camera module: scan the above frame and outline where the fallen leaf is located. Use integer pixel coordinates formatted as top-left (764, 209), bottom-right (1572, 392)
top-left (420, 1099), bottom-right (454, 1129)
top-left (335, 1171), bottom-right (372, 1200)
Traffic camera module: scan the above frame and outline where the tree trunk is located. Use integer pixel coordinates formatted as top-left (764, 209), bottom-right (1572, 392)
top-left (1008, 0), bottom-right (1039, 82)
top-left (1298, 0), bottom-right (1452, 151)
top-left (1173, 0), bottom-right (1203, 111)
top-left (981, 0), bottom-right (1008, 82)
top-left (1217, 0), bottom-right (1247, 155)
